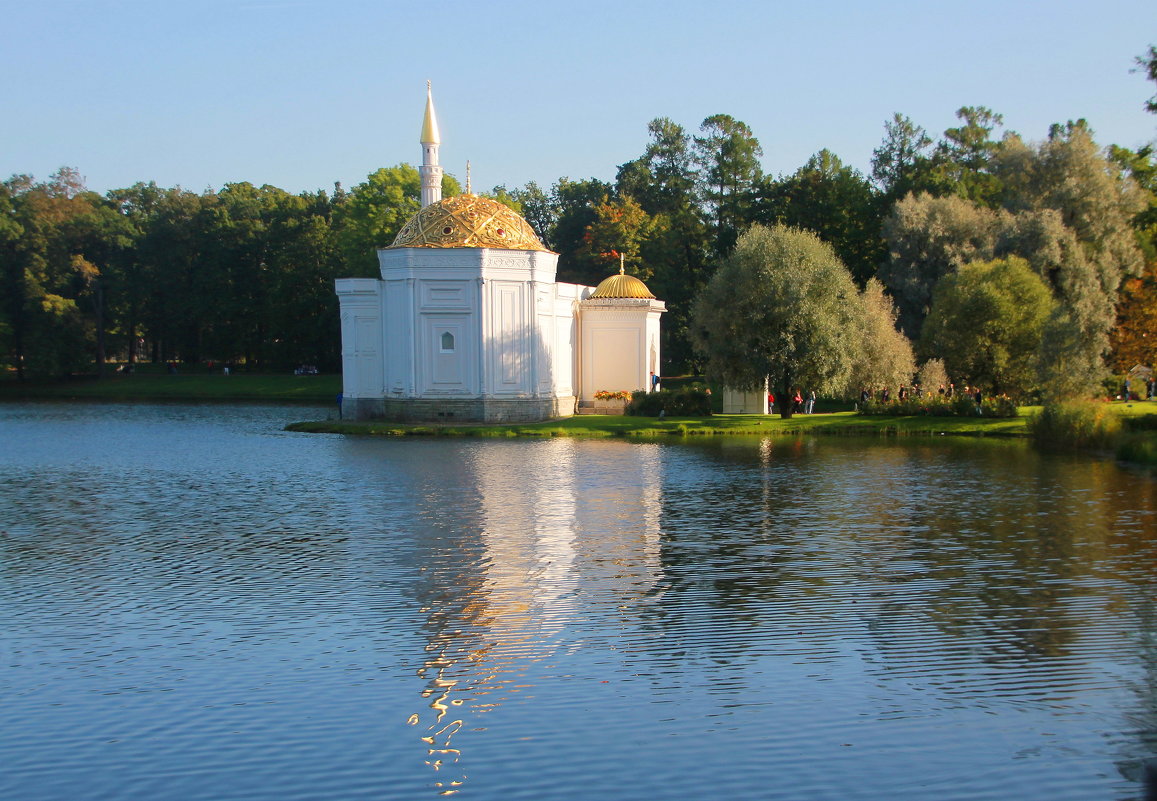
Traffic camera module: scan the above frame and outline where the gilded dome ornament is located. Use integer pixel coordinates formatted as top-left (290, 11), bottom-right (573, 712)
top-left (388, 193), bottom-right (550, 251)
top-left (590, 262), bottom-right (656, 299)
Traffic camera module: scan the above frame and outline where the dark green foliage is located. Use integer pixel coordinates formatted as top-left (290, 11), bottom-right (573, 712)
top-left (755, 149), bottom-right (886, 286)
top-left (1139, 45), bottom-right (1157, 115)
top-left (5, 72), bottom-right (1153, 393)
top-left (626, 387), bottom-right (712, 416)
top-left (858, 393), bottom-right (1017, 418)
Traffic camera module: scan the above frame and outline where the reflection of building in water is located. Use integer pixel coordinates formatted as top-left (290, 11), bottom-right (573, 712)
top-left (405, 439), bottom-right (664, 795)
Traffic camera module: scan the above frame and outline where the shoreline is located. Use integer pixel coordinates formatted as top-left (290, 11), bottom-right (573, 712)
top-left (0, 373), bottom-right (342, 405)
top-left (284, 411), bottom-right (1031, 440)
top-left (6, 377), bottom-right (1155, 466)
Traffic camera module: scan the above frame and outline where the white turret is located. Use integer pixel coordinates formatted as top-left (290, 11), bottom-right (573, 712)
top-left (419, 81), bottom-right (443, 208)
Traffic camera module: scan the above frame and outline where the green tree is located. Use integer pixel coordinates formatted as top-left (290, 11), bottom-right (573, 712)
top-left (871, 113), bottom-right (937, 200)
top-left (617, 118), bottom-right (698, 217)
top-left (262, 189), bottom-right (342, 370)
top-left (132, 187), bottom-right (208, 363)
top-left (617, 117), bottom-right (711, 373)
top-left (933, 106), bottom-right (1006, 206)
top-left (545, 177), bottom-right (613, 285)
top-left (919, 256), bottom-right (1055, 398)
top-left (1109, 143), bottom-right (1156, 260)
top-left (995, 121), bottom-right (1145, 394)
top-left (508, 181), bottom-right (559, 249)
top-left (0, 168), bottom-right (112, 376)
top-left (1138, 44), bottom-right (1157, 114)
top-left (577, 194), bottom-right (657, 281)
top-left (0, 180), bottom-right (26, 374)
top-left (334, 165), bottom-right (460, 276)
top-left (848, 278), bottom-right (916, 394)
top-left (694, 114), bottom-right (763, 257)
top-left (691, 224), bottom-right (860, 416)
top-left (878, 192), bottom-right (1001, 337)
top-left (484, 185), bottom-right (523, 213)
top-left (756, 149), bottom-right (885, 285)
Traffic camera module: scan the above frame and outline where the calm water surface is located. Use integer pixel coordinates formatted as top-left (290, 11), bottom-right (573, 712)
top-left (1, 402), bottom-right (1156, 800)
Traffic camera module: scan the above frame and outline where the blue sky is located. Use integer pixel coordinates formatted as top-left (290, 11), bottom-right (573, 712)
top-left (3, 0), bottom-right (1156, 196)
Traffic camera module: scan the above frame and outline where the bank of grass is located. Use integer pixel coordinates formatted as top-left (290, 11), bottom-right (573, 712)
top-left (1027, 399), bottom-right (1157, 466)
top-left (0, 372), bottom-right (342, 403)
top-left (286, 408), bottom-right (1034, 439)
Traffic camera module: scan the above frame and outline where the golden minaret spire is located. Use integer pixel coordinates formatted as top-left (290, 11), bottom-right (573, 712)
top-left (420, 80), bottom-right (441, 145)
top-left (419, 81), bottom-right (443, 207)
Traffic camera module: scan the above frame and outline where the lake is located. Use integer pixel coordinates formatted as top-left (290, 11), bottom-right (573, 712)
top-left (1, 402), bottom-right (1155, 800)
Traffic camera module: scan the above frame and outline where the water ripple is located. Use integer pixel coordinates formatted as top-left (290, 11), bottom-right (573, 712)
top-left (2, 405), bottom-right (1156, 799)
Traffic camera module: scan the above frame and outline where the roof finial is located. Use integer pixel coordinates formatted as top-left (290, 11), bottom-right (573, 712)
top-left (466, 160), bottom-right (472, 195)
top-left (619, 251), bottom-right (625, 274)
top-left (420, 81), bottom-right (441, 145)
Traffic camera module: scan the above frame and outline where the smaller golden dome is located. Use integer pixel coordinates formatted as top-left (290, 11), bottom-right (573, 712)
top-left (388, 194), bottom-right (549, 251)
top-left (590, 269), bottom-right (655, 299)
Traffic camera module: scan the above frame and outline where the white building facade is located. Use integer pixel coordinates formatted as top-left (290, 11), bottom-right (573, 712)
top-left (335, 88), bottom-right (664, 423)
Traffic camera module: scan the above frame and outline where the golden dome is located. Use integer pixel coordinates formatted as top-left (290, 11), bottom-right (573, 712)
top-left (388, 194), bottom-right (549, 251)
top-left (590, 269), bottom-right (656, 299)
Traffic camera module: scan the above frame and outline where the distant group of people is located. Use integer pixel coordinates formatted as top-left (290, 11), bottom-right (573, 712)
top-left (860, 382), bottom-right (988, 415)
top-left (1122, 376), bottom-right (1157, 401)
top-left (767, 389), bottom-right (817, 414)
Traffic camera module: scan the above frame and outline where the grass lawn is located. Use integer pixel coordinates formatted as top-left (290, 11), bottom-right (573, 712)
top-left (286, 408), bottom-right (1036, 439)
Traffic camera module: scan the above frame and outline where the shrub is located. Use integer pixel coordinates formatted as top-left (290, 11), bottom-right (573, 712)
top-left (982, 395), bottom-right (1017, 417)
top-left (857, 392), bottom-right (1017, 418)
top-left (1027, 401), bottom-right (1121, 449)
top-left (626, 387), bottom-right (712, 417)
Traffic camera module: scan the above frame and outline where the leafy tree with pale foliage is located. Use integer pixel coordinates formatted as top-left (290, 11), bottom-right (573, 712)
top-left (919, 257), bottom-right (1055, 398)
top-left (691, 224), bottom-right (860, 417)
top-left (916, 358), bottom-right (950, 394)
top-left (878, 192), bottom-right (1001, 337)
top-left (848, 278), bottom-right (916, 395)
top-left (995, 121), bottom-right (1144, 395)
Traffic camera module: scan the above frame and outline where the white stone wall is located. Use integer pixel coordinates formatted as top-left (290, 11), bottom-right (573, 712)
top-left (335, 278), bottom-right (384, 400)
top-left (722, 386), bottom-right (769, 414)
top-left (338, 246), bottom-right (670, 421)
top-left (578, 297), bottom-right (666, 402)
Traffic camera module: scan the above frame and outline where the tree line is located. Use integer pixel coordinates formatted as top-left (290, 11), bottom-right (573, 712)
top-left (2, 46), bottom-right (1155, 400)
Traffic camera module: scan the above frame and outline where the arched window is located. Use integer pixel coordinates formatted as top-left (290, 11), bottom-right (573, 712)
top-left (440, 331), bottom-right (455, 353)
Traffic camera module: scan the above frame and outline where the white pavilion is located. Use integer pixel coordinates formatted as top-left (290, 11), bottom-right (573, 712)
top-left (335, 86), bottom-right (665, 422)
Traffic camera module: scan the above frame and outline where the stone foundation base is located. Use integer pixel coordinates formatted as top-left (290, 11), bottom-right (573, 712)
top-left (342, 396), bottom-right (576, 423)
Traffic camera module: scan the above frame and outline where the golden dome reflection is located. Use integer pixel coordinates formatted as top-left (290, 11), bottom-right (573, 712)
top-left (389, 194), bottom-right (550, 252)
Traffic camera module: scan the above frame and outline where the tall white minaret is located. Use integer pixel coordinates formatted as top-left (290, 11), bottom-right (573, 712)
top-left (419, 81), bottom-right (442, 208)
